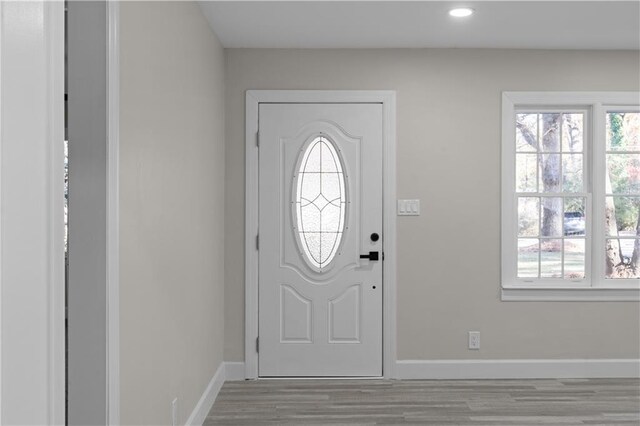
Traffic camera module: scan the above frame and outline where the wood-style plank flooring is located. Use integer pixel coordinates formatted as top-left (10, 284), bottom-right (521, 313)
top-left (204, 379), bottom-right (640, 425)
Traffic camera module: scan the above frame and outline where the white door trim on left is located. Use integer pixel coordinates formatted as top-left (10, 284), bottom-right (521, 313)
top-left (0, 1), bottom-right (65, 423)
top-left (245, 90), bottom-right (397, 379)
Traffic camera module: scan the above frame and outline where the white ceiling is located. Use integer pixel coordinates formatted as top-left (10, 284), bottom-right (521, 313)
top-left (199, 1), bottom-right (640, 50)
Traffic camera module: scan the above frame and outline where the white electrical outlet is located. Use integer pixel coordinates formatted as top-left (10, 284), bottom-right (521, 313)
top-left (468, 331), bottom-right (480, 350)
top-left (171, 398), bottom-right (178, 426)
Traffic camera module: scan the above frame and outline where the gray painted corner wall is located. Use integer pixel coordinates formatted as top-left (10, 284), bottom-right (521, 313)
top-left (224, 48), bottom-right (640, 362)
top-left (119, 2), bottom-right (225, 425)
top-left (67, 2), bottom-right (107, 424)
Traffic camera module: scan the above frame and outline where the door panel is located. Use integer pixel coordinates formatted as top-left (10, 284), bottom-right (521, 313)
top-left (259, 103), bottom-right (383, 377)
top-left (328, 284), bottom-right (361, 343)
top-left (280, 284), bottom-right (312, 343)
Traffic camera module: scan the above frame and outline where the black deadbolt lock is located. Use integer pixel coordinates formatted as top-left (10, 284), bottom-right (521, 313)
top-left (370, 232), bottom-right (380, 242)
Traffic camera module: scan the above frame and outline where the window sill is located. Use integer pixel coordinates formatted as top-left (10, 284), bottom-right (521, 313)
top-left (501, 286), bottom-right (640, 301)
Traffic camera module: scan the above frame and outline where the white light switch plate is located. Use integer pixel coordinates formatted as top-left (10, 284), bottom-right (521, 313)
top-left (397, 199), bottom-right (420, 216)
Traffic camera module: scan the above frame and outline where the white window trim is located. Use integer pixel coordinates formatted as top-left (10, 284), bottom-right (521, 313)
top-left (502, 92), bottom-right (640, 302)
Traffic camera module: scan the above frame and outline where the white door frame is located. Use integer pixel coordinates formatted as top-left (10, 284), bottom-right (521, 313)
top-left (0, 1), bottom-right (65, 423)
top-left (245, 90), bottom-right (397, 379)
top-left (0, 2), bottom-right (119, 423)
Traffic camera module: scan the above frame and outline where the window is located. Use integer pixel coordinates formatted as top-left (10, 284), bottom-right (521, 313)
top-left (502, 92), bottom-right (640, 301)
top-left (515, 112), bottom-right (587, 280)
top-left (294, 136), bottom-right (347, 271)
top-left (605, 111), bottom-right (640, 279)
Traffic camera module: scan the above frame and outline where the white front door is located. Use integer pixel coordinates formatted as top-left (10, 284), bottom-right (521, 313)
top-left (259, 103), bottom-right (383, 377)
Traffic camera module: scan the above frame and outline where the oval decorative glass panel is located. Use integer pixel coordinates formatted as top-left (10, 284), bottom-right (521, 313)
top-left (295, 136), bottom-right (347, 270)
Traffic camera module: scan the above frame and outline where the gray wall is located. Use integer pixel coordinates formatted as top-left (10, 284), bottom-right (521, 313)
top-left (119, 2), bottom-right (226, 424)
top-left (67, 2), bottom-right (107, 424)
top-left (224, 48), bottom-right (640, 362)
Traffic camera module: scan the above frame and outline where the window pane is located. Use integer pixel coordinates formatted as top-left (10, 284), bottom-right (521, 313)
top-left (619, 239), bottom-right (637, 264)
top-left (321, 173), bottom-right (343, 203)
top-left (606, 153), bottom-right (640, 195)
top-left (541, 197), bottom-right (563, 237)
top-left (300, 172), bottom-right (320, 202)
top-left (564, 239), bottom-right (585, 279)
top-left (295, 136), bottom-right (346, 270)
top-left (516, 153), bottom-right (537, 192)
top-left (518, 239), bottom-right (539, 278)
top-left (539, 153), bottom-right (560, 192)
top-left (562, 113), bottom-right (584, 152)
top-left (605, 112), bottom-right (639, 279)
top-left (605, 197), bottom-right (639, 237)
top-left (564, 197), bottom-right (585, 236)
top-left (607, 112), bottom-right (640, 151)
top-left (518, 197), bottom-right (539, 237)
top-left (516, 113), bottom-right (538, 152)
top-left (299, 204), bottom-right (320, 232)
top-left (321, 204), bottom-right (343, 234)
top-left (540, 113), bottom-right (561, 152)
top-left (320, 141), bottom-right (341, 173)
top-left (541, 239), bottom-right (562, 278)
top-left (606, 239), bottom-right (640, 279)
top-left (562, 154), bottom-right (583, 193)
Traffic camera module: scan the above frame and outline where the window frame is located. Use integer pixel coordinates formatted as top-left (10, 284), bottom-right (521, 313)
top-left (502, 92), bottom-right (640, 301)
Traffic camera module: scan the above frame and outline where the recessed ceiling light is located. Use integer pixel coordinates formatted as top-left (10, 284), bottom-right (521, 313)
top-left (449, 7), bottom-right (474, 18)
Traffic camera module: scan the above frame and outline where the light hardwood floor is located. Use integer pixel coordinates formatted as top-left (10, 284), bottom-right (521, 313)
top-left (205, 378), bottom-right (640, 425)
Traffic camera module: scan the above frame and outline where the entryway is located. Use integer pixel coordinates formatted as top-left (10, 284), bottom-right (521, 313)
top-left (245, 91), bottom-right (397, 378)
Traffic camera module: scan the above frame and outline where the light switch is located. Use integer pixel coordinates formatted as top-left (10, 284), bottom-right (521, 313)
top-left (398, 200), bottom-right (406, 214)
top-left (397, 199), bottom-right (420, 216)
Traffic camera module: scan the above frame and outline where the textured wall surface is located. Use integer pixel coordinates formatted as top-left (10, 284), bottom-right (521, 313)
top-left (120, 2), bottom-right (225, 424)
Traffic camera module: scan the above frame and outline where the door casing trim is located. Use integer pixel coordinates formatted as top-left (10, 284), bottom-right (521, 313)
top-left (245, 90), bottom-right (397, 379)
top-left (0, 1), bottom-right (65, 421)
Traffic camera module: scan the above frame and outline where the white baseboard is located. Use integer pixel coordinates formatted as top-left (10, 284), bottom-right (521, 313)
top-left (185, 362), bottom-right (225, 426)
top-left (225, 361), bottom-right (246, 381)
top-left (396, 359), bottom-right (640, 380)
top-left (217, 360), bottom-right (639, 381)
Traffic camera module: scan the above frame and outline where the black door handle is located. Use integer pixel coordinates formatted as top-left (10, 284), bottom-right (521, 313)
top-left (360, 251), bottom-right (379, 261)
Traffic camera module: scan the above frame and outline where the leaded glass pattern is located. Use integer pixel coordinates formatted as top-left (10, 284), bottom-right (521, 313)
top-left (295, 136), bottom-right (346, 270)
